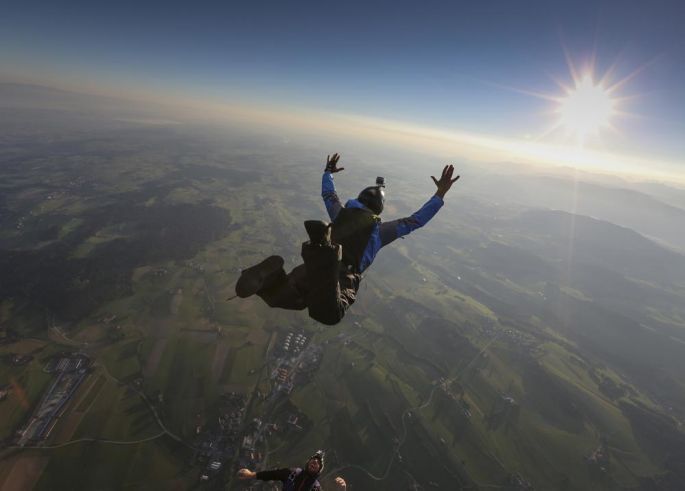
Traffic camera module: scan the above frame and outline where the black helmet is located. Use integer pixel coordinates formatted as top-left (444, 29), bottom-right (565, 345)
top-left (306, 450), bottom-right (325, 475)
top-left (357, 186), bottom-right (385, 215)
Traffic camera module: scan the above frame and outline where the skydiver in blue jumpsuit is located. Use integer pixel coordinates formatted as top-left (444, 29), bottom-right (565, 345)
top-left (235, 153), bottom-right (460, 325)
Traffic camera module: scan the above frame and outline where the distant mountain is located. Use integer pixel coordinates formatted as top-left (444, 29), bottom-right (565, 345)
top-left (511, 208), bottom-right (685, 284)
top-left (466, 172), bottom-right (685, 252)
top-left (630, 181), bottom-right (685, 210)
top-left (0, 83), bottom-right (172, 126)
top-left (0, 82), bottom-right (122, 110)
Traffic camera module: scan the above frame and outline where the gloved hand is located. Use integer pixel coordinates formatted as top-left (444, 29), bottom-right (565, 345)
top-left (431, 164), bottom-right (460, 199)
top-left (325, 153), bottom-right (344, 173)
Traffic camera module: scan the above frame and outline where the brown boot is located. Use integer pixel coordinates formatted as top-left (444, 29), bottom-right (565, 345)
top-left (304, 220), bottom-right (332, 246)
top-left (235, 256), bottom-right (285, 298)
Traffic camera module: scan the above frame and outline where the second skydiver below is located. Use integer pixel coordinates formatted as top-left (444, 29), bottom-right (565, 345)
top-left (235, 153), bottom-right (460, 325)
top-left (237, 450), bottom-right (346, 490)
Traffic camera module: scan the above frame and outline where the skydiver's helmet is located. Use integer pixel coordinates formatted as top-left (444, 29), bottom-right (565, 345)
top-left (306, 450), bottom-right (325, 475)
top-left (357, 176), bottom-right (386, 215)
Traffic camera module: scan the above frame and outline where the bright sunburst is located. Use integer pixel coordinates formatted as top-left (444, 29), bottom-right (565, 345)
top-left (558, 74), bottom-right (616, 139)
top-left (504, 51), bottom-right (644, 147)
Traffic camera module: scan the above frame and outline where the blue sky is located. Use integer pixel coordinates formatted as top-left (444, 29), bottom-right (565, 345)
top-left (2, 0), bottom-right (684, 173)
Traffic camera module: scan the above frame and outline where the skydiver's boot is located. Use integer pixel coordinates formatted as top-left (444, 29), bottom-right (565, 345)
top-left (256, 264), bottom-right (307, 310)
top-left (304, 220), bottom-right (332, 246)
top-left (235, 255), bottom-right (286, 298)
top-left (302, 221), bottom-right (345, 325)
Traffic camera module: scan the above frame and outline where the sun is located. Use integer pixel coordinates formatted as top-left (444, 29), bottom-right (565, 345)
top-left (558, 74), bottom-right (616, 139)
top-left (502, 52), bottom-right (642, 146)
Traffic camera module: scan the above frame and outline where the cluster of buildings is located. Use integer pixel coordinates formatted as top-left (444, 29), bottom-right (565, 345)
top-left (195, 392), bottom-right (247, 482)
top-left (269, 331), bottom-right (322, 398)
top-left (586, 438), bottom-right (610, 474)
top-left (193, 330), bottom-right (324, 485)
top-left (233, 410), bottom-right (309, 488)
top-left (186, 260), bottom-right (205, 273)
top-left (193, 330), bottom-right (325, 486)
top-left (474, 317), bottom-right (538, 354)
top-left (437, 378), bottom-right (473, 420)
top-left (500, 327), bottom-right (536, 350)
top-left (282, 332), bottom-right (307, 354)
top-left (238, 418), bottom-right (266, 471)
top-left (16, 353), bottom-right (91, 446)
top-left (44, 354), bottom-right (89, 373)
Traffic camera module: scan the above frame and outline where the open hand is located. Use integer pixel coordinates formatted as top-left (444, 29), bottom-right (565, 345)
top-left (325, 153), bottom-right (344, 173)
top-left (335, 476), bottom-right (347, 489)
top-left (237, 468), bottom-right (256, 480)
top-left (431, 164), bottom-right (460, 199)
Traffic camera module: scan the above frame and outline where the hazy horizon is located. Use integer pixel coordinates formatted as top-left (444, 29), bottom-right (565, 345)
top-left (2, 79), bottom-right (684, 186)
top-left (2, 0), bottom-right (684, 182)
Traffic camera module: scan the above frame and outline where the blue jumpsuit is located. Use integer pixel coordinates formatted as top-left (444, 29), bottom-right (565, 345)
top-left (256, 171), bottom-right (444, 325)
top-left (321, 171), bottom-right (444, 272)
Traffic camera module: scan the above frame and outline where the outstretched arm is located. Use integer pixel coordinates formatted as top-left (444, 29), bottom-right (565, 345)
top-left (322, 153), bottom-right (344, 221)
top-left (237, 468), bottom-right (292, 482)
top-left (380, 164), bottom-right (460, 246)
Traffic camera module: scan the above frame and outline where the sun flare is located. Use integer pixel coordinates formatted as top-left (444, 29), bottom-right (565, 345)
top-left (558, 74), bottom-right (616, 139)
top-left (506, 53), bottom-right (645, 147)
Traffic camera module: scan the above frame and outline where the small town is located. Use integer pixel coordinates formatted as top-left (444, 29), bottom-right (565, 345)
top-left (191, 329), bottom-right (324, 487)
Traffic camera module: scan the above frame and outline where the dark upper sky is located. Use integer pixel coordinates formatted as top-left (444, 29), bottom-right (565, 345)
top-left (2, 0), bottom-right (684, 170)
